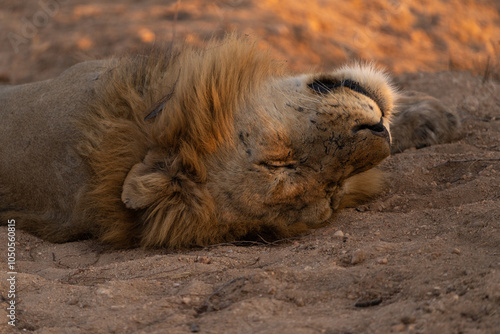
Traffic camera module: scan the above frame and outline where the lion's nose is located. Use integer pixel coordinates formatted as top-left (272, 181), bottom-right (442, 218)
top-left (353, 119), bottom-right (389, 139)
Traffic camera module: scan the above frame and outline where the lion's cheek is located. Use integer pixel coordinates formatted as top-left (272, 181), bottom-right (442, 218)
top-left (264, 174), bottom-right (307, 205)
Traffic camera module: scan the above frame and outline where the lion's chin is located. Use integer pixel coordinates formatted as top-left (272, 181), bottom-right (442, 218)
top-left (296, 199), bottom-right (333, 226)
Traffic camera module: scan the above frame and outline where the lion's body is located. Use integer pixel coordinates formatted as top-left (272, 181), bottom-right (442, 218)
top-left (0, 36), bottom-right (459, 248)
top-left (0, 61), bottom-right (107, 241)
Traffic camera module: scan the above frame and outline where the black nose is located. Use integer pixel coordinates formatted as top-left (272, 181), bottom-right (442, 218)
top-left (353, 119), bottom-right (389, 138)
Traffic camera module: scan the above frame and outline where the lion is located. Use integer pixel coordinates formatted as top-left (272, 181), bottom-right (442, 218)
top-left (0, 35), bottom-right (460, 248)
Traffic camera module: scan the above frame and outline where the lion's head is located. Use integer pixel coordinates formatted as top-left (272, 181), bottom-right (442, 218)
top-left (205, 66), bottom-right (394, 230)
top-left (112, 39), bottom-right (396, 247)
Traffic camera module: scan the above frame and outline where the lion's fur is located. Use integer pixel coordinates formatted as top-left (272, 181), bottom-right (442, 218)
top-left (0, 35), bottom-right (460, 249)
top-left (0, 60), bottom-right (106, 242)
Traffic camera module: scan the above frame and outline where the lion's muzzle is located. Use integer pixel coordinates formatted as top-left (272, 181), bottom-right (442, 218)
top-left (353, 118), bottom-right (390, 142)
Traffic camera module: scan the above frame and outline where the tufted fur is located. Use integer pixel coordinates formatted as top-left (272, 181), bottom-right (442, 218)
top-left (0, 35), bottom-right (459, 248)
top-left (390, 91), bottom-right (461, 154)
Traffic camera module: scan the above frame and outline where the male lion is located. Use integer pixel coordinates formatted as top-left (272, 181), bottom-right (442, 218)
top-left (0, 36), bottom-right (459, 248)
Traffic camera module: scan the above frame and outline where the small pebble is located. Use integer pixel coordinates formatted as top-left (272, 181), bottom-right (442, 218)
top-left (377, 257), bottom-right (388, 264)
top-left (452, 248), bottom-right (461, 255)
top-left (400, 315), bottom-right (416, 324)
top-left (333, 230), bottom-right (344, 238)
top-left (96, 288), bottom-right (112, 296)
top-left (351, 249), bottom-right (366, 265)
top-left (196, 256), bottom-right (212, 264)
top-left (392, 324), bottom-right (406, 332)
top-left (189, 323), bottom-right (200, 333)
top-left (294, 297), bottom-right (305, 307)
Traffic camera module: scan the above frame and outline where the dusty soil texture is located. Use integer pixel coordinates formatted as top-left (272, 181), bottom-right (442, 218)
top-left (1, 1), bottom-right (500, 333)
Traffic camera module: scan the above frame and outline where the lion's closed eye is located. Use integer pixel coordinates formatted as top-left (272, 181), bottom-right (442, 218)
top-left (258, 160), bottom-right (298, 169)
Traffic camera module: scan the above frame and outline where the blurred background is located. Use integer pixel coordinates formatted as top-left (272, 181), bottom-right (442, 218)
top-left (1, 0), bottom-right (499, 84)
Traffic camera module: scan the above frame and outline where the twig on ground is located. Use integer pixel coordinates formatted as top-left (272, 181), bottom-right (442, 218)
top-left (429, 158), bottom-right (500, 169)
top-left (196, 276), bottom-right (247, 314)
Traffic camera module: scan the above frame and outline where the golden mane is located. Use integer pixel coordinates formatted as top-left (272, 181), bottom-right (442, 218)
top-left (78, 35), bottom-right (284, 248)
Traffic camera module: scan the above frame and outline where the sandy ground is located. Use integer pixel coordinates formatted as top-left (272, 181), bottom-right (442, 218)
top-left (1, 1), bottom-right (500, 333)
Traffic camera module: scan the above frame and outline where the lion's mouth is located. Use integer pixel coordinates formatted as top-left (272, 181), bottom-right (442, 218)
top-left (353, 119), bottom-right (389, 140)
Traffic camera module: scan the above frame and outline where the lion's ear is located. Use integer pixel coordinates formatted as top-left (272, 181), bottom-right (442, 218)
top-left (122, 160), bottom-right (168, 210)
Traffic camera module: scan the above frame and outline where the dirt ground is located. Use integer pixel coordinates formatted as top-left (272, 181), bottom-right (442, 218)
top-left (1, 1), bottom-right (500, 333)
